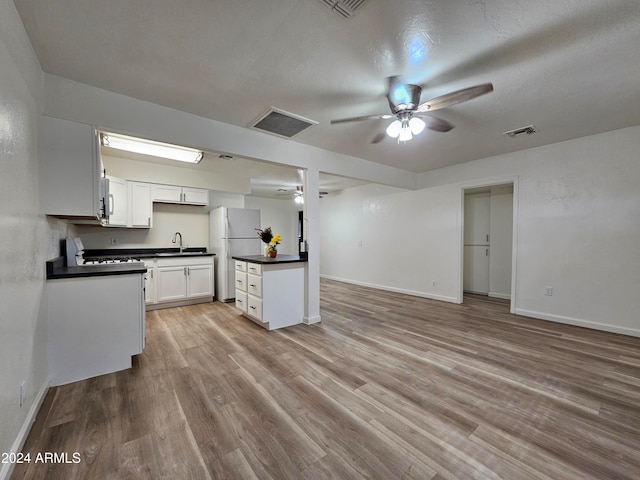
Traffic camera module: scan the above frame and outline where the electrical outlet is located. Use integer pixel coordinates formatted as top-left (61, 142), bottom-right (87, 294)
top-left (432, 281), bottom-right (438, 288)
top-left (544, 286), bottom-right (553, 296)
top-left (19, 381), bottom-right (25, 407)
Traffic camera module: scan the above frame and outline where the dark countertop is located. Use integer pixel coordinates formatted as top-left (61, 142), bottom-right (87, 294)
top-left (46, 257), bottom-right (147, 280)
top-left (47, 247), bottom-right (215, 279)
top-left (232, 254), bottom-right (308, 265)
top-left (84, 247), bottom-right (214, 259)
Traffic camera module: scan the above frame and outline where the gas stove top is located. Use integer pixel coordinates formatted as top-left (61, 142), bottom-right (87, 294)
top-left (80, 257), bottom-right (142, 266)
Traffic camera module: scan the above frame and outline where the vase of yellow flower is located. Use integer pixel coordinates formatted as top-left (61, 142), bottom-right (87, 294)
top-left (268, 233), bottom-right (282, 258)
top-left (256, 227), bottom-right (273, 257)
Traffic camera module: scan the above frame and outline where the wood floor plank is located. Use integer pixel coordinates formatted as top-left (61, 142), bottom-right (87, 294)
top-left (12, 279), bottom-right (640, 479)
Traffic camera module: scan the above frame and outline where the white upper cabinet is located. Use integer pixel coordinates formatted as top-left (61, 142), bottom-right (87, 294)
top-left (151, 184), bottom-right (182, 203)
top-left (39, 115), bottom-right (107, 223)
top-left (181, 187), bottom-right (209, 205)
top-left (106, 175), bottom-right (128, 227)
top-left (129, 182), bottom-right (153, 228)
top-left (152, 184), bottom-right (209, 206)
top-left (104, 177), bottom-right (152, 228)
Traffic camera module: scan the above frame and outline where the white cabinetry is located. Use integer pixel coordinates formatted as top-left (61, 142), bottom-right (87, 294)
top-left (39, 115), bottom-right (107, 223)
top-left (47, 273), bottom-right (145, 386)
top-left (234, 260), bottom-right (304, 330)
top-left (152, 184), bottom-right (209, 205)
top-left (105, 177), bottom-right (152, 228)
top-left (154, 256), bottom-right (214, 307)
top-left (129, 182), bottom-right (153, 228)
top-left (106, 175), bottom-right (128, 227)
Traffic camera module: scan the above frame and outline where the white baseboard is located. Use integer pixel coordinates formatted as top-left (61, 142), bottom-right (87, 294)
top-left (0, 377), bottom-right (50, 480)
top-left (321, 275), bottom-right (459, 304)
top-left (489, 292), bottom-right (511, 300)
top-left (515, 308), bottom-right (640, 338)
top-left (303, 315), bottom-right (322, 325)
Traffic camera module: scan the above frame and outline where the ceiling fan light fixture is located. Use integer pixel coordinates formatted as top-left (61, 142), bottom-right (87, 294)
top-left (398, 125), bottom-right (413, 142)
top-left (386, 119), bottom-right (402, 138)
top-left (409, 117), bottom-right (426, 135)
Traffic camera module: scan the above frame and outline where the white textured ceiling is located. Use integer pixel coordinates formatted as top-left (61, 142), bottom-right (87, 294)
top-left (14, 0), bottom-right (640, 180)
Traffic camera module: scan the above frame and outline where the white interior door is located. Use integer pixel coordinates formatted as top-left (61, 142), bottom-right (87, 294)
top-left (464, 245), bottom-right (490, 294)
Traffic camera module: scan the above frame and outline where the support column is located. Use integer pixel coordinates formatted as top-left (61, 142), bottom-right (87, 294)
top-left (303, 168), bottom-right (321, 324)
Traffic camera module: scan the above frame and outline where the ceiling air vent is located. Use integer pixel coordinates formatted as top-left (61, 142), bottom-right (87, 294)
top-left (316, 0), bottom-right (368, 19)
top-left (503, 125), bottom-right (537, 138)
top-left (249, 108), bottom-right (318, 139)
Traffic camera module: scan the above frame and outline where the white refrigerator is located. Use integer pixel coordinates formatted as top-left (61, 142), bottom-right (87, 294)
top-left (210, 207), bottom-right (262, 302)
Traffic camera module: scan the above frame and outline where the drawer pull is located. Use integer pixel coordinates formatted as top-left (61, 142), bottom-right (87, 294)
top-left (237, 299), bottom-right (243, 304)
top-left (250, 283), bottom-right (256, 287)
top-left (250, 306), bottom-right (256, 310)
top-left (237, 279), bottom-right (242, 283)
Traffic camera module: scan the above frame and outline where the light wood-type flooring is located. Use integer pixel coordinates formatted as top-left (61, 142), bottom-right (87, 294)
top-left (11, 279), bottom-right (640, 479)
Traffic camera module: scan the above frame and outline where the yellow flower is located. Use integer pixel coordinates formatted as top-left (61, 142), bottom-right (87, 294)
top-left (271, 234), bottom-right (282, 245)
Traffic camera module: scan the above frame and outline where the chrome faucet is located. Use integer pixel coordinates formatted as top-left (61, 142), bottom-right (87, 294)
top-left (172, 231), bottom-right (183, 253)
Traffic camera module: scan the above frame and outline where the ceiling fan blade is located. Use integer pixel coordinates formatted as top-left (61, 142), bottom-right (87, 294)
top-left (330, 114), bottom-right (392, 125)
top-left (413, 114), bottom-right (455, 132)
top-left (370, 132), bottom-right (386, 144)
top-left (416, 83), bottom-right (494, 113)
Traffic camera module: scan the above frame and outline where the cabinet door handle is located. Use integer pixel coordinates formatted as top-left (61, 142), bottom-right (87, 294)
top-left (250, 284), bottom-right (256, 287)
top-left (486, 248), bottom-right (489, 256)
top-left (150, 270), bottom-right (153, 279)
top-left (187, 267), bottom-right (190, 275)
top-left (250, 306), bottom-right (256, 310)
top-left (109, 193), bottom-right (115, 215)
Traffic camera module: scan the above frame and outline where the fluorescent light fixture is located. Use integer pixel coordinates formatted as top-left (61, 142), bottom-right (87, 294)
top-left (101, 132), bottom-right (204, 163)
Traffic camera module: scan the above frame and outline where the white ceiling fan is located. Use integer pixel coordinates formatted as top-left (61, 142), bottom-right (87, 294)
top-left (276, 185), bottom-right (328, 203)
top-left (331, 77), bottom-right (494, 143)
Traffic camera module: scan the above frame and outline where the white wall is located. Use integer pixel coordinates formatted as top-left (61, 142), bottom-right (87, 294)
top-left (78, 203), bottom-right (211, 250)
top-left (0, 2), bottom-right (69, 476)
top-left (321, 126), bottom-right (640, 337)
top-left (320, 183), bottom-right (460, 303)
top-left (245, 196), bottom-right (300, 255)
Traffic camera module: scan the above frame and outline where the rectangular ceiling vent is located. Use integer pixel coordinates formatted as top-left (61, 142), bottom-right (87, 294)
top-left (249, 108), bottom-right (318, 139)
top-left (316, 0), bottom-right (368, 19)
top-left (503, 125), bottom-right (537, 138)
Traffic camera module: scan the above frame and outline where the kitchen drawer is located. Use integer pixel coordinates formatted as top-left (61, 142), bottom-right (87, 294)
top-left (246, 263), bottom-right (262, 276)
top-left (247, 273), bottom-right (262, 297)
top-left (235, 260), bottom-right (247, 272)
top-left (235, 290), bottom-right (247, 312)
top-left (235, 271), bottom-right (247, 291)
top-left (247, 296), bottom-right (263, 322)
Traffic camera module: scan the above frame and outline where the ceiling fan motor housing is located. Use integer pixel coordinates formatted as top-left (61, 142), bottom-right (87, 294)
top-left (388, 84), bottom-right (422, 114)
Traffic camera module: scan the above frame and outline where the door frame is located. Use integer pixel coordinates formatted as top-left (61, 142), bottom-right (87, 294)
top-left (458, 176), bottom-right (518, 314)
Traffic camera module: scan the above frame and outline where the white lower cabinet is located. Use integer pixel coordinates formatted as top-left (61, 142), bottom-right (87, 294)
top-left (157, 265), bottom-right (188, 302)
top-left (150, 256), bottom-right (214, 308)
top-left (234, 260), bottom-right (303, 330)
top-left (47, 273), bottom-right (145, 386)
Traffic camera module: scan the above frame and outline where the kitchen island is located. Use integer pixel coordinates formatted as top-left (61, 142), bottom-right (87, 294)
top-left (232, 255), bottom-right (307, 330)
